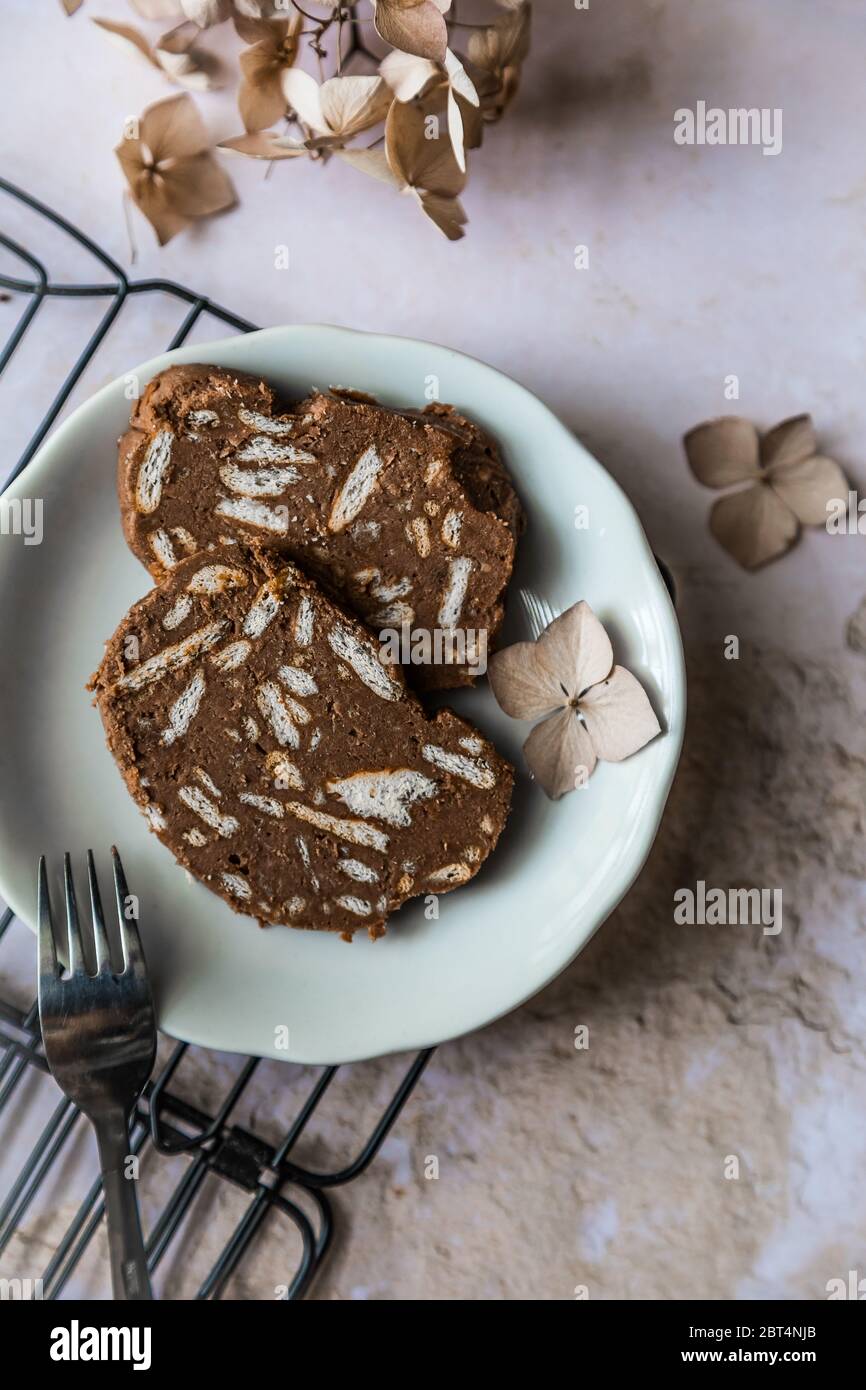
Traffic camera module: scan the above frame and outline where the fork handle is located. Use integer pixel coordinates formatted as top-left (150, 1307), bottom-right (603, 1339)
top-left (94, 1112), bottom-right (153, 1301)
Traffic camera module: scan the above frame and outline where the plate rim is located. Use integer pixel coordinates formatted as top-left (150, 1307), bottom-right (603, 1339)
top-left (0, 323), bottom-right (686, 1062)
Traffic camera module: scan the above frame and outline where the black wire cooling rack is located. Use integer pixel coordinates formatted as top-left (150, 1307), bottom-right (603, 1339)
top-left (0, 177), bottom-right (433, 1301)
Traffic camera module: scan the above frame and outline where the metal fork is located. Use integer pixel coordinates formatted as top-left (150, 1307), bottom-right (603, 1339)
top-left (37, 848), bottom-right (157, 1301)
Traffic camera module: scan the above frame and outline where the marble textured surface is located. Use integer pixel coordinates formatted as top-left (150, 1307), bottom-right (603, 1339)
top-left (1, 0), bottom-right (865, 1300)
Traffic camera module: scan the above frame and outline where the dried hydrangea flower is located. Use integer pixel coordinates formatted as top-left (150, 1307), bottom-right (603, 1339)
top-left (281, 71), bottom-right (393, 147)
top-left (93, 18), bottom-right (221, 91)
top-left (109, 0), bottom-right (531, 242)
top-left (338, 94), bottom-right (468, 239)
top-left (488, 601), bottom-right (661, 800)
top-left (380, 47), bottom-right (480, 171)
top-left (235, 12), bottom-right (301, 132)
top-left (115, 93), bottom-right (236, 246)
top-left (684, 414), bottom-right (848, 569)
top-left (467, 1), bottom-right (531, 121)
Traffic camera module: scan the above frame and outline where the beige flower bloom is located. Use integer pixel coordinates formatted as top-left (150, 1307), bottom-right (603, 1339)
top-left (467, 1), bottom-right (531, 121)
top-left (235, 12), bottom-right (301, 132)
top-left (93, 18), bottom-right (221, 91)
top-left (380, 47), bottom-right (479, 171)
top-left (339, 96), bottom-right (467, 238)
top-left (222, 73), bottom-right (392, 162)
top-left (488, 600), bottom-right (661, 800)
top-left (684, 414), bottom-right (848, 569)
top-left (115, 93), bottom-right (236, 246)
top-left (281, 70), bottom-right (392, 145)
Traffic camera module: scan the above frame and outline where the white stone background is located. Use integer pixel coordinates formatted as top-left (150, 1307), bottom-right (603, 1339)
top-left (0, 0), bottom-right (865, 1300)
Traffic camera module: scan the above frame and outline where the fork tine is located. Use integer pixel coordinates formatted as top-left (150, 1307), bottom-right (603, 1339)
top-left (63, 852), bottom-right (86, 976)
top-left (86, 850), bottom-right (112, 974)
top-left (37, 855), bottom-right (59, 979)
top-left (111, 847), bottom-right (145, 977)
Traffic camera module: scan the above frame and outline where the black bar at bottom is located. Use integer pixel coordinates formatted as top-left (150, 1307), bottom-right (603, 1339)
top-left (5, 1296), bottom-right (863, 1371)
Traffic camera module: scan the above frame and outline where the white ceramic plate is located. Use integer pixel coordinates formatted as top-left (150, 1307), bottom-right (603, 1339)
top-left (0, 326), bottom-right (684, 1064)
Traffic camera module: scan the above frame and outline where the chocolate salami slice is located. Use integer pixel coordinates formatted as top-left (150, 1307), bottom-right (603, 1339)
top-left (90, 545), bottom-right (513, 939)
top-left (117, 365), bottom-right (523, 690)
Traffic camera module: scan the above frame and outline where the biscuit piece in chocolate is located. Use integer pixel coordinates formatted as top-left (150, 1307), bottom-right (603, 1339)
top-left (117, 365), bottom-right (522, 690)
top-left (90, 545), bottom-right (513, 939)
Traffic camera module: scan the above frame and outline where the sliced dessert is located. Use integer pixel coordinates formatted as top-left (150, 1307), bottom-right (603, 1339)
top-left (90, 545), bottom-right (513, 939)
top-left (117, 365), bottom-right (523, 689)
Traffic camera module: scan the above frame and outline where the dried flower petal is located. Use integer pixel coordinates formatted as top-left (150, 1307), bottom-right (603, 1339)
top-left (383, 47), bottom-right (478, 170)
top-left (523, 707), bottom-right (597, 800)
top-left (233, 13), bottom-right (273, 43)
top-left (94, 15), bottom-right (220, 90)
top-left (282, 71), bottom-right (390, 141)
top-left (281, 67), bottom-right (326, 132)
top-left (237, 15), bottom-right (299, 132)
top-left (380, 48), bottom-right (438, 102)
top-left (141, 89), bottom-right (210, 160)
top-left (129, 1), bottom-right (297, 26)
top-left (219, 131), bottom-right (305, 159)
top-left (467, 3), bottom-right (530, 119)
top-left (769, 453), bottom-right (849, 526)
top-left (335, 147), bottom-right (402, 187)
top-left (709, 483), bottom-right (798, 570)
top-left (176, 0), bottom-right (227, 25)
top-left (160, 152), bottom-right (236, 217)
top-left (373, 0), bottom-right (448, 64)
top-left (129, 0), bottom-right (184, 16)
top-left (383, 99), bottom-right (467, 236)
top-left (385, 98), bottom-right (465, 197)
top-left (468, 4), bottom-right (531, 71)
top-left (760, 413), bottom-right (816, 469)
top-left (445, 49), bottom-right (479, 107)
top-left (446, 91), bottom-right (468, 173)
top-left (487, 640), bottom-right (564, 720)
top-left (683, 417), bottom-right (760, 488)
top-left (535, 600), bottom-right (613, 700)
top-left (156, 21), bottom-right (222, 91)
top-left (239, 64), bottom-right (287, 131)
top-left (92, 18), bottom-right (157, 66)
top-left (125, 178), bottom-right (189, 247)
top-left (441, 54), bottom-right (479, 171)
top-left (320, 76), bottom-right (392, 139)
top-left (234, 0), bottom-right (283, 17)
top-left (578, 666), bottom-right (660, 763)
top-left (414, 190), bottom-right (465, 239)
